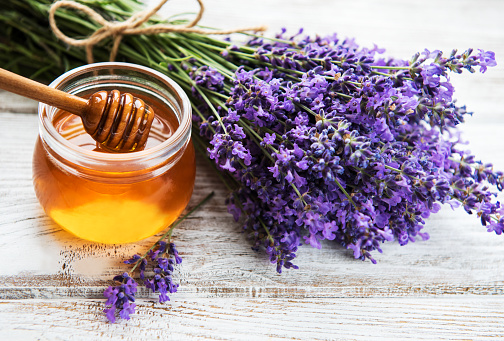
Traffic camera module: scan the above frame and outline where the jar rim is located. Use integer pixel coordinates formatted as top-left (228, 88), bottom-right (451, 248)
top-left (38, 62), bottom-right (191, 165)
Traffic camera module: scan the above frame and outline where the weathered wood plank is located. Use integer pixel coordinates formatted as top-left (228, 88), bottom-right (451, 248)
top-left (0, 93), bottom-right (38, 114)
top-left (1, 297), bottom-right (504, 340)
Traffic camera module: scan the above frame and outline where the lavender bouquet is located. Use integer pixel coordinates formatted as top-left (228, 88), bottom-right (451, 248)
top-left (188, 36), bottom-right (501, 271)
top-left (1, 0), bottom-right (502, 322)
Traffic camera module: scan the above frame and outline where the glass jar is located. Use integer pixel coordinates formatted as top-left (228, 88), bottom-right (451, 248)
top-left (33, 63), bottom-right (195, 244)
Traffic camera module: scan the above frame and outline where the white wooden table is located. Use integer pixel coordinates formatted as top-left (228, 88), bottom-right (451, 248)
top-left (1, 0), bottom-right (504, 339)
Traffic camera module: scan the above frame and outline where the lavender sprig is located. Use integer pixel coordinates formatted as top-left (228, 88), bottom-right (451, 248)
top-left (103, 272), bottom-right (137, 323)
top-left (103, 192), bottom-right (214, 323)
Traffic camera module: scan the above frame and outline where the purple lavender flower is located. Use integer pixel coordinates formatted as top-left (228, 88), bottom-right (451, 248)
top-left (103, 273), bottom-right (137, 323)
top-left (190, 66), bottom-right (225, 91)
top-left (105, 242), bottom-right (183, 321)
top-left (476, 49), bottom-right (497, 73)
top-left (143, 242), bottom-right (181, 303)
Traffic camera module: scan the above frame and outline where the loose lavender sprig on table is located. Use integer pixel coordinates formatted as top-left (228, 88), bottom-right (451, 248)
top-left (103, 192), bottom-right (214, 323)
top-left (1, 0), bottom-right (502, 275)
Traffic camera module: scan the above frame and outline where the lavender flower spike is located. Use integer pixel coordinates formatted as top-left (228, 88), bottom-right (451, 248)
top-left (103, 273), bottom-right (137, 323)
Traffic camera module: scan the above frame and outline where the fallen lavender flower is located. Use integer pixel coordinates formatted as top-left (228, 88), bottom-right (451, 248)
top-left (103, 273), bottom-right (137, 323)
top-left (141, 241), bottom-right (181, 303)
top-left (103, 192), bottom-right (214, 323)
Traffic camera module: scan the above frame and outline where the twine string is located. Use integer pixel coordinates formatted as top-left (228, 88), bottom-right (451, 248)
top-left (49, 0), bottom-right (267, 63)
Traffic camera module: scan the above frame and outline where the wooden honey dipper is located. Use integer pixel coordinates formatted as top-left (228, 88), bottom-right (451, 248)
top-left (0, 67), bottom-right (155, 152)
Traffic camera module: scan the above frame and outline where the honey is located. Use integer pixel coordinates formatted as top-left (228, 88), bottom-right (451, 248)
top-left (33, 63), bottom-right (195, 244)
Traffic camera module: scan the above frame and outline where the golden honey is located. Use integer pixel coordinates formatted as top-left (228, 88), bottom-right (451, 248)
top-left (33, 63), bottom-right (195, 244)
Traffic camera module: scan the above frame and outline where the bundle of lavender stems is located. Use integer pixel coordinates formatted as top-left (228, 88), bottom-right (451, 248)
top-left (190, 35), bottom-right (500, 269)
top-left (1, 0), bottom-right (502, 322)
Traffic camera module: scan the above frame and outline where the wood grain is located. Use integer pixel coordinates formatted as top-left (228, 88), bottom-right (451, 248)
top-left (1, 0), bottom-right (504, 339)
top-left (1, 297), bottom-right (504, 340)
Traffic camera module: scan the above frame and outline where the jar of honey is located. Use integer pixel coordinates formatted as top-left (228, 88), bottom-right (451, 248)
top-left (33, 63), bottom-right (195, 244)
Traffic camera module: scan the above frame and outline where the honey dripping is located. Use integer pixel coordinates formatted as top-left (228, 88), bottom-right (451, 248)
top-left (33, 93), bottom-right (196, 244)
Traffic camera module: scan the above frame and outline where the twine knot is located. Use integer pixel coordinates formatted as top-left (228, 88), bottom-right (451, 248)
top-left (49, 0), bottom-right (267, 63)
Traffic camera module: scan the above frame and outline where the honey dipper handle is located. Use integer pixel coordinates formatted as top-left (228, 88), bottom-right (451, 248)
top-left (0, 67), bottom-right (88, 116)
